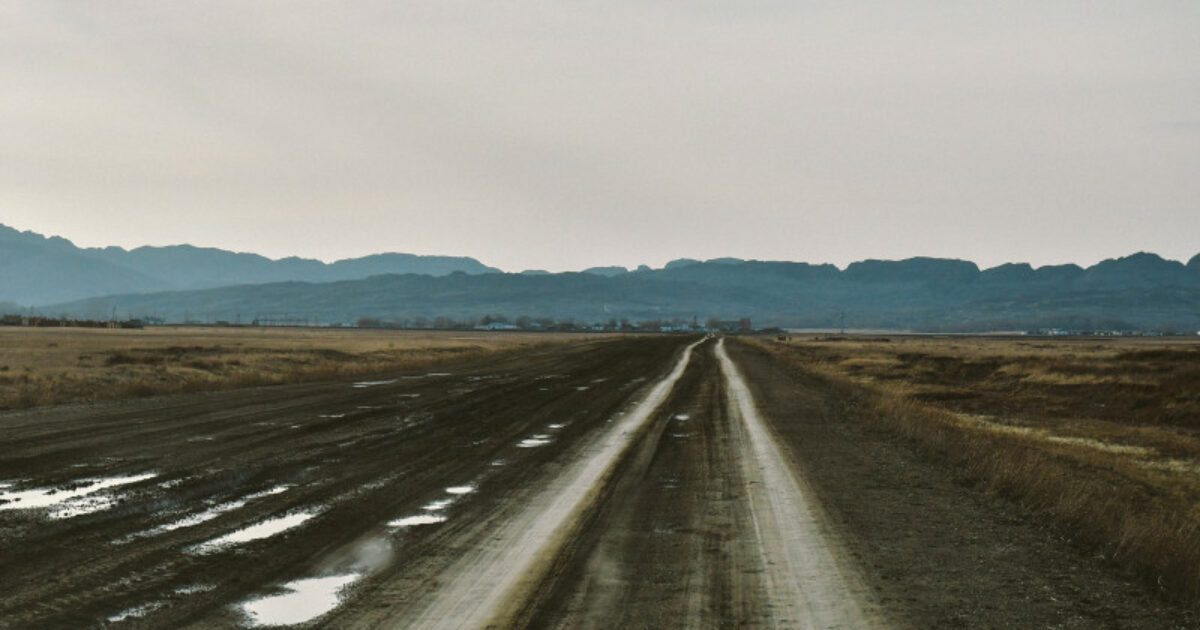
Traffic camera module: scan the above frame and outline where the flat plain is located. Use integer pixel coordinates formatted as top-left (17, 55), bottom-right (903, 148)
top-left (0, 326), bottom-right (574, 409)
top-left (0, 330), bottom-right (1196, 628)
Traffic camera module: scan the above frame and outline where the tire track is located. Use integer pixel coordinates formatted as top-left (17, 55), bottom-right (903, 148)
top-left (395, 339), bottom-right (705, 629)
top-left (716, 338), bottom-right (883, 629)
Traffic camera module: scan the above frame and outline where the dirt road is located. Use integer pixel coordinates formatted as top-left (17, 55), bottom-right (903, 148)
top-left (0, 335), bottom-right (1187, 628)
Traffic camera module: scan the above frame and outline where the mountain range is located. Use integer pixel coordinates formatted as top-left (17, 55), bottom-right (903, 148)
top-left (3, 223), bottom-right (1198, 331)
top-left (0, 223), bottom-right (497, 306)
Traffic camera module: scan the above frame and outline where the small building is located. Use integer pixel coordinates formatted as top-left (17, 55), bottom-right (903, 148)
top-left (475, 322), bottom-right (518, 331)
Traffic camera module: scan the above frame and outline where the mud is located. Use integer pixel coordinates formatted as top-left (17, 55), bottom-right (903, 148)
top-left (0, 335), bottom-right (1190, 628)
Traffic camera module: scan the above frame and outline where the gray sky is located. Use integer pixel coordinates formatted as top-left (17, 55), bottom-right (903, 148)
top-left (2, 1), bottom-right (1198, 272)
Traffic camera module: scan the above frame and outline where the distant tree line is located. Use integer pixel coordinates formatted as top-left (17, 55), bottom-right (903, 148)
top-left (354, 314), bottom-right (719, 333)
top-left (0, 314), bottom-right (144, 328)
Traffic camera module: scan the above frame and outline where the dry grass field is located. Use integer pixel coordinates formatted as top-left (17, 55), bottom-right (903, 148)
top-left (0, 326), bottom-right (587, 409)
top-left (750, 334), bottom-right (1200, 604)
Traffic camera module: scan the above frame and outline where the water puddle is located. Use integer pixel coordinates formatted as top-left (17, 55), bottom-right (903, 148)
top-left (192, 511), bottom-right (318, 553)
top-left (107, 601), bottom-right (164, 623)
top-left (574, 386), bottom-right (590, 391)
top-left (356, 405), bottom-right (382, 410)
top-left (388, 514), bottom-right (447, 527)
top-left (0, 472), bottom-right (157, 519)
top-left (426, 372), bottom-right (453, 377)
top-left (673, 414), bottom-right (691, 421)
top-left (518, 438), bottom-right (552, 448)
top-left (319, 413), bottom-right (346, 419)
top-left (352, 379), bottom-right (397, 388)
top-left (422, 498), bottom-right (454, 511)
top-left (174, 584), bottom-right (216, 596)
top-left (390, 483), bottom-right (472, 529)
top-left (132, 486), bottom-right (290, 540)
top-left (547, 423), bottom-right (566, 430)
top-left (186, 436), bottom-right (216, 442)
top-left (240, 574), bottom-right (360, 627)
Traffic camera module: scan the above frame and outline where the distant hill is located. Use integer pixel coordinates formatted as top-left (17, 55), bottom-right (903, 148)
top-left (45, 252), bottom-right (1200, 332)
top-left (0, 224), bottom-right (499, 305)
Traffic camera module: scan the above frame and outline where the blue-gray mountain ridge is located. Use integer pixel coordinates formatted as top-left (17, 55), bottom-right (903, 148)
top-left (0, 223), bottom-right (498, 306)
top-left (8, 219), bottom-right (1194, 332)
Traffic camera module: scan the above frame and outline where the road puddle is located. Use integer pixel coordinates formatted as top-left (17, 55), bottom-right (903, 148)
top-left (673, 414), bottom-right (691, 421)
top-left (240, 573), bottom-right (360, 627)
top-left (174, 584), bottom-right (215, 595)
top-left (391, 484), bottom-right (470, 529)
top-left (131, 485), bottom-right (291, 540)
top-left (518, 438), bottom-right (552, 448)
top-left (422, 498), bottom-right (454, 511)
top-left (0, 472), bottom-right (157, 519)
top-left (575, 386), bottom-right (590, 391)
top-left (547, 423), bottom-right (566, 430)
top-left (319, 413), bottom-right (346, 419)
top-left (107, 601), bottom-right (163, 623)
top-left (192, 511), bottom-right (318, 553)
top-left (352, 379), bottom-right (397, 388)
top-left (426, 372), bottom-right (453, 377)
top-left (389, 514), bottom-right (447, 527)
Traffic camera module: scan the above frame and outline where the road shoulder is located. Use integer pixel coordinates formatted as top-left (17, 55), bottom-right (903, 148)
top-left (727, 339), bottom-right (1197, 629)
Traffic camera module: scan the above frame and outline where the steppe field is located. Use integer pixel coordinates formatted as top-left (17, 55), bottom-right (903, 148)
top-left (0, 329), bottom-right (1197, 628)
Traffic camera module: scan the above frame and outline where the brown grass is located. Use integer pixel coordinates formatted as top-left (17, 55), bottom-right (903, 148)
top-left (0, 326), bottom-right (597, 409)
top-left (746, 334), bottom-right (1200, 604)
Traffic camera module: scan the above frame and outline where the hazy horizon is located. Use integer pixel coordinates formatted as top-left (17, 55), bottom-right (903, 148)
top-left (3, 2), bottom-right (1197, 273)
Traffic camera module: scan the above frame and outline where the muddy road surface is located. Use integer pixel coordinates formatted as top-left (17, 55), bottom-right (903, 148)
top-left (0, 336), bottom-right (1186, 628)
top-left (0, 336), bottom-right (876, 629)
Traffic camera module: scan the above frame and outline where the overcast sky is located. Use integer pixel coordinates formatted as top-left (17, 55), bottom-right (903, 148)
top-left (2, 1), bottom-right (1197, 272)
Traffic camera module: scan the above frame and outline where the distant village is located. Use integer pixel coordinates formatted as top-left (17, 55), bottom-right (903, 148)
top-left (4, 312), bottom-right (1197, 336)
top-left (1024, 328), bottom-right (1200, 337)
top-left (0, 312), bottom-right (754, 334)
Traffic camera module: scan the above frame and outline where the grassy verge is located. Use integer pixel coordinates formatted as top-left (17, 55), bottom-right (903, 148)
top-left (742, 335), bottom-right (1200, 604)
top-left (0, 327), bottom-right (594, 409)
